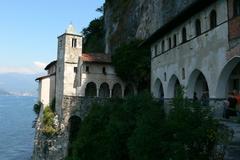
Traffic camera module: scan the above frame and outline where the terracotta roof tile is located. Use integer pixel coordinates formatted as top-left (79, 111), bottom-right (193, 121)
top-left (81, 53), bottom-right (112, 63)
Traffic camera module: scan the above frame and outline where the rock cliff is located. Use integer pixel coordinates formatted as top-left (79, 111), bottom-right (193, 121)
top-left (104, 0), bottom-right (199, 54)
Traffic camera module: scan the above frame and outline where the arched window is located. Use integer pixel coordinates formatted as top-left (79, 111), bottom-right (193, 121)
top-left (112, 83), bottom-right (122, 98)
top-left (102, 67), bottom-right (106, 74)
top-left (195, 19), bottom-right (201, 36)
top-left (154, 45), bottom-right (158, 56)
top-left (182, 27), bottom-right (187, 43)
top-left (85, 82), bottom-right (97, 97)
top-left (124, 84), bottom-right (134, 97)
top-left (161, 40), bottom-right (165, 53)
top-left (173, 34), bottom-right (177, 47)
top-left (234, 0), bottom-right (240, 16)
top-left (99, 83), bottom-right (110, 98)
top-left (168, 38), bottom-right (171, 50)
top-left (210, 10), bottom-right (217, 29)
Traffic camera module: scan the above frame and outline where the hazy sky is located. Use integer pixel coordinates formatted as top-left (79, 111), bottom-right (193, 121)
top-left (0, 0), bottom-right (104, 74)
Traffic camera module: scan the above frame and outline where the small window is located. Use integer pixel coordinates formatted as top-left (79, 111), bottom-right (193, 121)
top-left (102, 67), bottom-right (106, 74)
top-left (195, 19), bottom-right (201, 36)
top-left (234, 0), bottom-right (240, 16)
top-left (164, 72), bottom-right (167, 81)
top-left (182, 27), bottom-right (187, 43)
top-left (173, 34), bottom-right (177, 47)
top-left (161, 40), bottom-right (165, 53)
top-left (72, 38), bottom-right (77, 48)
top-left (168, 38), bottom-right (171, 50)
top-left (210, 10), bottom-right (217, 29)
top-left (58, 40), bottom-right (62, 48)
top-left (154, 45), bottom-right (158, 56)
top-left (74, 67), bottom-right (78, 73)
top-left (86, 66), bottom-right (89, 73)
top-left (182, 68), bottom-right (185, 80)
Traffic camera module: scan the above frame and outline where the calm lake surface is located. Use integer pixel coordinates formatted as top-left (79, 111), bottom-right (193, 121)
top-left (0, 96), bottom-right (36, 160)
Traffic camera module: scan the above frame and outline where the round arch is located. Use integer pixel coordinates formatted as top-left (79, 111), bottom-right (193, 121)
top-left (186, 69), bottom-right (209, 99)
top-left (85, 82), bottom-right (97, 97)
top-left (216, 57), bottom-right (240, 98)
top-left (68, 115), bottom-right (82, 143)
top-left (99, 83), bottom-right (110, 98)
top-left (167, 74), bottom-right (180, 98)
top-left (124, 84), bottom-right (134, 97)
top-left (153, 78), bottom-right (164, 98)
top-left (112, 83), bottom-right (122, 98)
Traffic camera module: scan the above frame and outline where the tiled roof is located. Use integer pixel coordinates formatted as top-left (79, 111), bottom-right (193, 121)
top-left (81, 53), bottom-right (112, 63)
top-left (45, 60), bottom-right (57, 70)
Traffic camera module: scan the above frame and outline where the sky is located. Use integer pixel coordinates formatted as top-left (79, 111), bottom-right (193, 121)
top-left (0, 0), bottom-right (104, 74)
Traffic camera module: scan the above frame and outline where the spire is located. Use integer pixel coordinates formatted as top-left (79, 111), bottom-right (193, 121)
top-left (65, 23), bottom-right (77, 34)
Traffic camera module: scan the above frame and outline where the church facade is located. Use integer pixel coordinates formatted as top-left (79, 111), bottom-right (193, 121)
top-left (36, 24), bottom-right (135, 118)
top-left (144, 0), bottom-right (240, 101)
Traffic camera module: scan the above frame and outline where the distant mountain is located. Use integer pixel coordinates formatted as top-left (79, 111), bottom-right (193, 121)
top-left (0, 73), bottom-right (40, 97)
top-left (0, 89), bottom-right (11, 96)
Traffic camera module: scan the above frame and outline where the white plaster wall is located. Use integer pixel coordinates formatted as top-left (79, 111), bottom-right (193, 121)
top-left (151, 0), bottom-right (229, 99)
top-left (49, 75), bottom-right (56, 104)
top-left (39, 77), bottom-right (50, 107)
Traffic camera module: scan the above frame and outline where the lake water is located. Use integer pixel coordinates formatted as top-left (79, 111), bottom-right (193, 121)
top-left (0, 96), bottom-right (36, 160)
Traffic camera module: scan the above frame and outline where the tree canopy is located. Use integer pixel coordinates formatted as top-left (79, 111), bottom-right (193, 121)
top-left (112, 40), bottom-right (150, 91)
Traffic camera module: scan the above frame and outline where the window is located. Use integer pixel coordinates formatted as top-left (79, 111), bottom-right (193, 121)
top-left (164, 72), bottom-right (167, 81)
top-left (86, 66), bottom-right (89, 73)
top-left (102, 67), bottom-right (106, 74)
top-left (182, 68), bottom-right (185, 80)
top-left (210, 10), bottom-right (217, 29)
top-left (58, 40), bottom-right (62, 48)
top-left (182, 27), bottom-right (187, 43)
top-left (173, 34), bottom-right (177, 47)
top-left (234, 0), bottom-right (240, 16)
top-left (154, 45), bottom-right (158, 56)
top-left (195, 19), bottom-right (201, 36)
top-left (72, 38), bottom-right (77, 48)
top-left (74, 67), bottom-right (78, 73)
top-left (168, 38), bottom-right (171, 50)
top-left (161, 40), bottom-right (165, 53)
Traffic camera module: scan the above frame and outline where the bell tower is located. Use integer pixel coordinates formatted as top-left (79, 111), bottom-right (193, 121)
top-left (55, 24), bottom-right (83, 118)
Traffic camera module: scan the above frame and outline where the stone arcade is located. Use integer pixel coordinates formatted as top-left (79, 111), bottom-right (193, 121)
top-left (143, 0), bottom-right (240, 113)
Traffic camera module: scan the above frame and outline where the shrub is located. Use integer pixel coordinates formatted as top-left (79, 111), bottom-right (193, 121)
top-left (42, 106), bottom-right (57, 136)
top-left (33, 101), bottom-right (41, 115)
top-left (66, 93), bottom-right (160, 160)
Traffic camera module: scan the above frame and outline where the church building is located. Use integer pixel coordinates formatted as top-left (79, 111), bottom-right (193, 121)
top-left (36, 24), bottom-right (135, 116)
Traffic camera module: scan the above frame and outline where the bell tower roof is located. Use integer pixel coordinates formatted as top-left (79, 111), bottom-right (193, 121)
top-left (65, 23), bottom-right (82, 36)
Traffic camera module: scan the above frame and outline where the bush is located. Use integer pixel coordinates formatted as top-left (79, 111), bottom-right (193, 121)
top-left (66, 93), bottom-right (161, 160)
top-left (42, 106), bottom-right (57, 136)
top-left (33, 101), bottom-right (41, 115)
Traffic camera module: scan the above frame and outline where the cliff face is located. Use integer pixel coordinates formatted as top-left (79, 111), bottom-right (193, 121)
top-left (104, 0), bottom-right (199, 54)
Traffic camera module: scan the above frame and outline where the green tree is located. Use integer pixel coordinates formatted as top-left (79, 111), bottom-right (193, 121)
top-left (82, 16), bottom-right (105, 53)
top-left (112, 40), bottom-right (150, 91)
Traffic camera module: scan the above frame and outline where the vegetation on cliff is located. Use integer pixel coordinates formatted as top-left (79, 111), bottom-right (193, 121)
top-left (33, 101), bottom-right (41, 115)
top-left (66, 89), bottom-right (229, 160)
top-left (112, 40), bottom-right (150, 91)
top-left (40, 99), bottom-right (57, 136)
